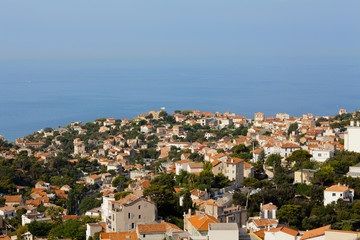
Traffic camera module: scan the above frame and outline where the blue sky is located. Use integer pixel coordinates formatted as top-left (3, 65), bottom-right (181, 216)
top-left (1, 0), bottom-right (359, 64)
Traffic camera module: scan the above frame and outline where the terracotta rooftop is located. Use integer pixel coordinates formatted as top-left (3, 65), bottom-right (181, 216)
top-left (300, 225), bottom-right (331, 240)
top-left (266, 226), bottom-right (298, 236)
top-left (190, 189), bottom-right (207, 198)
top-left (253, 219), bottom-right (277, 227)
top-left (281, 143), bottom-right (301, 148)
top-left (100, 231), bottom-right (138, 240)
top-left (324, 184), bottom-right (350, 192)
top-left (137, 221), bottom-right (182, 234)
top-left (262, 203), bottom-right (277, 211)
top-left (4, 195), bottom-right (22, 202)
top-left (187, 213), bottom-right (219, 231)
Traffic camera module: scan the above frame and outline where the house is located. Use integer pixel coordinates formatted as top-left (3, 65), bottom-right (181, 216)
top-left (260, 203), bottom-right (277, 220)
top-left (0, 206), bottom-right (16, 219)
top-left (324, 184), bottom-right (354, 206)
top-left (35, 181), bottom-right (50, 191)
top-left (252, 148), bottom-right (264, 163)
top-left (311, 149), bottom-right (334, 162)
top-left (208, 223), bottom-right (239, 240)
top-left (74, 140), bottom-right (86, 156)
top-left (22, 213), bottom-right (51, 226)
top-left (280, 143), bottom-right (301, 158)
top-left (294, 169), bottom-right (317, 185)
top-left (255, 112), bottom-right (265, 122)
top-left (85, 174), bottom-right (102, 185)
top-left (224, 158), bottom-right (244, 187)
top-left (3, 195), bottom-right (24, 207)
top-left (244, 161), bottom-right (255, 178)
top-left (140, 125), bottom-right (154, 133)
top-left (345, 121), bottom-right (360, 153)
top-left (172, 125), bottom-right (184, 135)
top-left (324, 229), bottom-right (360, 240)
top-left (136, 221), bottom-right (183, 240)
top-left (86, 223), bottom-right (104, 240)
top-left (106, 194), bottom-right (157, 232)
top-left (184, 210), bottom-right (220, 236)
top-left (60, 185), bottom-right (72, 192)
top-left (211, 160), bottom-right (223, 176)
top-left (347, 163), bottom-right (360, 178)
top-left (217, 205), bottom-right (247, 228)
top-left (300, 224), bottom-right (331, 240)
top-left (179, 189), bottom-right (209, 206)
top-left (187, 162), bottom-right (203, 174)
top-left (247, 218), bottom-right (278, 232)
top-left (175, 160), bottom-right (191, 175)
top-left (264, 226), bottom-right (299, 240)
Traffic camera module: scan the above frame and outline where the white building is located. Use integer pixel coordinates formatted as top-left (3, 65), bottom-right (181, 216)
top-left (260, 203), bottom-right (277, 220)
top-left (264, 226), bottom-right (299, 240)
top-left (347, 163), bottom-right (360, 178)
top-left (86, 223), bottom-right (103, 240)
top-left (310, 149), bottom-right (334, 162)
top-left (101, 194), bottom-right (115, 222)
top-left (22, 213), bottom-right (51, 226)
top-left (0, 206), bottom-right (16, 219)
top-left (324, 184), bottom-right (354, 206)
top-left (175, 160), bottom-right (191, 175)
top-left (344, 121), bottom-right (360, 153)
top-left (208, 223), bottom-right (239, 240)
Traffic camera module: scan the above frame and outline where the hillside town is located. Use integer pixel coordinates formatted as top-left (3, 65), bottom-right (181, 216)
top-left (1, 108), bottom-right (360, 240)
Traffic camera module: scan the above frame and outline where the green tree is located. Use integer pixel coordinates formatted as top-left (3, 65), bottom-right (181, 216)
top-left (286, 150), bottom-right (312, 184)
top-left (0, 197), bottom-right (5, 207)
top-left (79, 196), bottom-right (102, 215)
top-left (112, 175), bottom-right (130, 192)
top-left (287, 123), bottom-right (298, 136)
top-left (182, 190), bottom-right (192, 212)
top-left (28, 220), bottom-right (54, 237)
top-left (232, 191), bottom-right (247, 206)
top-left (265, 154), bottom-right (282, 168)
top-left (277, 205), bottom-right (302, 227)
top-left (48, 219), bottom-right (86, 240)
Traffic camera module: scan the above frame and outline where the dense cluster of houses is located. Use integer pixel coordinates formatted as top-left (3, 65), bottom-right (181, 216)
top-left (1, 108), bottom-right (360, 240)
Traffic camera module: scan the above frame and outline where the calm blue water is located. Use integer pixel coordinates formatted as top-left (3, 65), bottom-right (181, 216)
top-left (1, 56), bottom-right (359, 141)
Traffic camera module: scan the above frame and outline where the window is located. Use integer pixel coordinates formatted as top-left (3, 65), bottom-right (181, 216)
top-left (340, 193), bottom-right (342, 197)
top-left (318, 153), bottom-right (322, 157)
top-left (138, 205), bottom-right (141, 210)
top-left (131, 223), bottom-right (135, 229)
top-left (143, 235), bottom-right (146, 238)
top-left (128, 213), bottom-right (131, 219)
top-left (332, 193), bottom-right (336, 196)
top-left (139, 215), bottom-right (141, 219)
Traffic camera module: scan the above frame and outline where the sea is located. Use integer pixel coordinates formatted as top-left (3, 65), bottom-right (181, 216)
top-left (1, 55), bottom-right (359, 142)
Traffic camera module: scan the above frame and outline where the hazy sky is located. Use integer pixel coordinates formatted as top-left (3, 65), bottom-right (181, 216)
top-left (1, 0), bottom-right (359, 64)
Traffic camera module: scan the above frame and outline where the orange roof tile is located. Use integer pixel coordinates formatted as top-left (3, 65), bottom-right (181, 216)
top-left (253, 219), bottom-right (277, 227)
top-left (187, 213), bottom-right (219, 231)
top-left (100, 231), bottom-right (138, 240)
top-left (324, 184), bottom-right (350, 192)
top-left (300, 225), bottom-right (331, 240)
top-left (211, 159), bottom-right (221, 167)
top-left (137, 222), bottom-right (182, 234)
top-left (4, 195), bottom-right (22, 203)
top-left (266, 226), bottom-right (298, 236)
